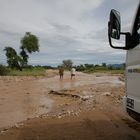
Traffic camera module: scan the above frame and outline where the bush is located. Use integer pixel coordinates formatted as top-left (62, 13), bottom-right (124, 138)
top-left (0, 65), bottom-right (9, 75)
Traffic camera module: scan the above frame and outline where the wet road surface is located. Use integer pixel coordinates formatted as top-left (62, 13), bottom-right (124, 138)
top-left (0, 72), bottom-right (123, 129)
top-left (0, 72), bottom-right (140, 140)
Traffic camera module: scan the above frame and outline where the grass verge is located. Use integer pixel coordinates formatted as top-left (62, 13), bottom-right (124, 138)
top-left (7, 67), bottom-right (46, 76)
top-left (83, 69), bottom-right (124, 74)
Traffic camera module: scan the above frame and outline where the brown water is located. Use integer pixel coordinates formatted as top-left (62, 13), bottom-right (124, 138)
top-left (38, 72), bottom-right (123, 89)
top-left (0, 72), bottom-right (124, 129)
top-left (0, 93), bottom-right (53, 129)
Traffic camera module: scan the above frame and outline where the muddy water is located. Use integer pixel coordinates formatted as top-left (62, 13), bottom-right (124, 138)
top-left (0, 95), bottom-right (53, 129)
top-left (38, 72), bottom-right (124, 90)
top-left (0, 79), bottom-right (54, 129)
top-left (0, 72), bottom-right (124, 129)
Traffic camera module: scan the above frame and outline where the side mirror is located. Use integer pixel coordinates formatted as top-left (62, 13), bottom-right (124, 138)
top-left (108, 9), bottom-right (136, 50)
top-left (108, 9), bottom-right (121, 40)
top-left (108, 9), bottom-right (131, 50)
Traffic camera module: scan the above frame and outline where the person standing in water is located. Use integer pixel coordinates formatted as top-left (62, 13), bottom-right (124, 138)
top-left (71, 67), bottom-right (76, 79)
top-left (59, 67), bottom-right (64, 79)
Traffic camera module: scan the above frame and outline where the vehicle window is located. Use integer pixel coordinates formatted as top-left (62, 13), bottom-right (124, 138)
top-left (136, 16), bottom-right (140, 43)
top-left (134, 8), bottom-right (140, 45)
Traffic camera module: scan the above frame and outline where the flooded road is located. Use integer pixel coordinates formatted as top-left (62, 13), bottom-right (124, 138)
top-left (0, 72), bottom-right (123, 129)
top-left (1, 71), bottom-right (140, 140)
top-left (38, 72), bottom-right (123, 90)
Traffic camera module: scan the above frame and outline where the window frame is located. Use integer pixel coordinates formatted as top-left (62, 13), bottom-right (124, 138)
top-left (131, 3), bottom-right (140, 47)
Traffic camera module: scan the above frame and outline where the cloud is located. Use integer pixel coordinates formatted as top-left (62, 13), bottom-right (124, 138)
top-left (0, 0), bottom-right (139, 66)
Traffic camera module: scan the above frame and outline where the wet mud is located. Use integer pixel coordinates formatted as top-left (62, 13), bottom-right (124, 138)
top-left (0, 71), bottom-right (140, 140)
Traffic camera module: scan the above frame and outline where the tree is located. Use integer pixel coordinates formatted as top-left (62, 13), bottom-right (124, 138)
top-left (4, 32), bottom-right (39, 70)
top-left (4, 47), bottom-right (22, 70)
top-left (20, 32), bottom-right (39, 67)
top-left (76, 64), bottom-right (85, 71)
top-left (20, 48), bottom-right (29, 67)
top-left (62, 59), bottom-right (73, 70)
top-left (102, 63), bottom-right (106, 67)
top-left (84, 64), bottom-right (94, 69)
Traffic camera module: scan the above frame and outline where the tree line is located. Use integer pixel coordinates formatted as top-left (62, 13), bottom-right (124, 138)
top-left (59, 60), bottom-right (125, 71)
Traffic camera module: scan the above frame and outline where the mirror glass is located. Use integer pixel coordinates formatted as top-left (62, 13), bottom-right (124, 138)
top-left (109, 10), bottom-right (121, 40)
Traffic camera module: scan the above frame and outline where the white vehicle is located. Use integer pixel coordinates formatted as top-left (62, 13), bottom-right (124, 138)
top-left (108, 2), bottom-right (140, 121)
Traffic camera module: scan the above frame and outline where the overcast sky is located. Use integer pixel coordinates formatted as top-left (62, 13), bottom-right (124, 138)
top-left (0, 0), bottom-right (139, 66)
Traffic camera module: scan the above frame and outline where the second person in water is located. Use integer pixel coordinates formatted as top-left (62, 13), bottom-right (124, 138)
top-left (71, 67), bottom-right (76, 79)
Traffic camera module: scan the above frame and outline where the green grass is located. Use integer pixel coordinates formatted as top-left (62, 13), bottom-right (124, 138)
top-left (0, 65), bottom-right (10, 75)
top-left (7, 67), bottom-right (46, 76)
top-left (83, 69), bottom-right (124, 74)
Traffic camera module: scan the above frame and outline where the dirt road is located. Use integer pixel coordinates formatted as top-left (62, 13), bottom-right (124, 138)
top-left (0, 70), bottom-right (140, 140)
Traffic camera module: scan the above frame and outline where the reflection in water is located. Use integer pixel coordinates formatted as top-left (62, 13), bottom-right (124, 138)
top-left (70, 79), bottom-right (76, 88)
top-left (59, 80), bottom-right (64, 89)
top-left (58, 79), bottom-right (76, 90)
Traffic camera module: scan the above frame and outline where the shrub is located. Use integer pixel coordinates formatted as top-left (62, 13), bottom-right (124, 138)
top-left (0, 65), bottom-right (9, 75)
